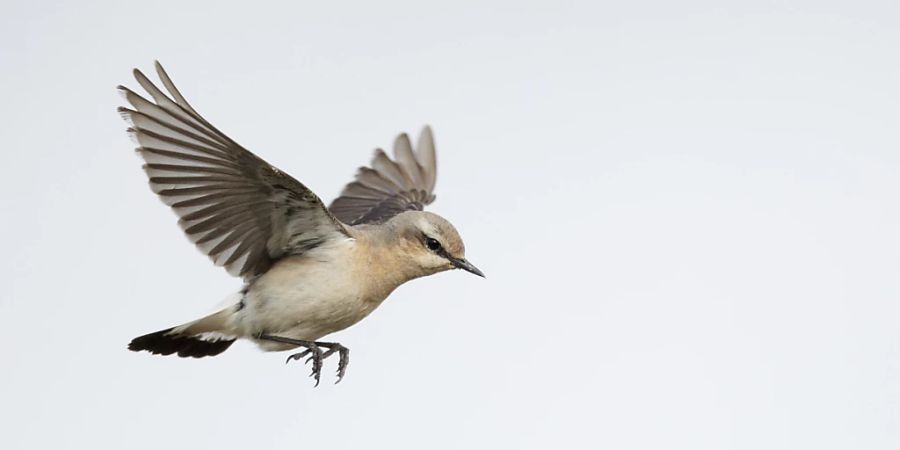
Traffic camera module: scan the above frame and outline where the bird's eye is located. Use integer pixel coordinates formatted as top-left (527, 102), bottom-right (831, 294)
top-left (425, 237), bottom-right (442, 252)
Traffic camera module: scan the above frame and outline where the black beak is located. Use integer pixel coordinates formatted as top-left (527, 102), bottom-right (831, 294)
top-left (451, 257), bottom-right (485, 278)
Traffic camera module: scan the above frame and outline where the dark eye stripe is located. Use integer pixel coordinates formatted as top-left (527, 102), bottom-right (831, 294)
top-left (425, 237), bottom-right (442, 251)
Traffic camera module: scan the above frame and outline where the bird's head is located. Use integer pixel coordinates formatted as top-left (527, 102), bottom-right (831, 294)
top-left (389, 211), bottom-right (484, 279)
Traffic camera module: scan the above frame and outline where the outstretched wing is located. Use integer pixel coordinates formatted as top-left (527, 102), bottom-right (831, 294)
top-left (329, 127), bottom-right (437, 225)
top-left (118, 61), bottom-right (349, 279)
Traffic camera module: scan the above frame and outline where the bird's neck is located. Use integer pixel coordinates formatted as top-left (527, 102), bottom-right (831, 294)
top-left (350, 225), bottom-right (424, 297)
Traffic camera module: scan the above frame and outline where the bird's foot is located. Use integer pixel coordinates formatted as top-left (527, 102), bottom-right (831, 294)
top-left (259, 334), bottom-right (350, 386)
top-left (318, 342), bottom-right (350, 383)
top-left (285, 344), bottom-right (324, 385)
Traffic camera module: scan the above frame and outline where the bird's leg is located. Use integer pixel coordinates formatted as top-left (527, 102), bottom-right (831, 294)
top-left (257, 334), bottom-right (350, 386)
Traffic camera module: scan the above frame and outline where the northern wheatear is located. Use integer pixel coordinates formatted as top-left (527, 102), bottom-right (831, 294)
top-left (120, 62), bottom-right (483, 385)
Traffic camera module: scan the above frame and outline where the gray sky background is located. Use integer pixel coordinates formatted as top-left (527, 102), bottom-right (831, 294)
top-left (3, 1), bottom-right (900, 448)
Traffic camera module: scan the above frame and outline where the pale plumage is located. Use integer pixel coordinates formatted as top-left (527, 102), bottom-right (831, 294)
top-left (121, 62), bottom-right (482, 385)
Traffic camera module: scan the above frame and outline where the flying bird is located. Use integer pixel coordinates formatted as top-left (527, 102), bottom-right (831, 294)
top-left (119, 62), bottom-right (483, 385)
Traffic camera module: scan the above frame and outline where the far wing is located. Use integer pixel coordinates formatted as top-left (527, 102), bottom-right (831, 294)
top-left (329, 127), bottom-right (437, 225)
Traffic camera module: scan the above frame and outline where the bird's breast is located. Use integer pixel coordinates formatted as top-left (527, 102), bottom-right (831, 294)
top-left (239, 239), bottom-right (398, 341)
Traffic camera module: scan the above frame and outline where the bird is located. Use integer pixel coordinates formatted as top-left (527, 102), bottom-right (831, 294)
top-left (118, 62), bottom-right (484, 385)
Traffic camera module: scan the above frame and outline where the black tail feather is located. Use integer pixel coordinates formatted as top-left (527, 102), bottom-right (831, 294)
top-left (128, 328), bottom-right (235, 358)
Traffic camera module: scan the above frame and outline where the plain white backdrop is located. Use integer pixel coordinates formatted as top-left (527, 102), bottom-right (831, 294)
top-left (3, 1), bottom-right (900, 448)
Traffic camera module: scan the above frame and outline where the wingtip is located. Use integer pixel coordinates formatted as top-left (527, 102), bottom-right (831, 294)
top-left (419, 125), bottom-right (434, 143)
top-left (397, 132), bottom-right (411, 139)
top-left (116, 85), bottom-right (132, 101)
top-left (368, 148), bottom-right (388, 164)
top-left (133, 67), bottom-right (152, 83)
top-left (118, 107), bottom-right (135, 124)
top-left (154, 60), bottom-right (170, 81)
top-left (418, 125), bottom-right (435, 148)
top-left (125, 127), bottom-right (140, 145)
top-left (393, 132), bottom-right (412, 152)
top-left (415, 125), bottom-right (437, 192)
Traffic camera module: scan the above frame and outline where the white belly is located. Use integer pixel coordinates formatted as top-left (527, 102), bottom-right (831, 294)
top-left (238, 241), bottom-right (389, 350)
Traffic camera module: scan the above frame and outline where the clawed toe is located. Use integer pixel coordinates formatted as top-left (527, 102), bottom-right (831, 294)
top-left (285, 349), bottom-right (311, 364)
top-left (321, 343), bottom-right (351, 384)
top-left (263, 334), bottom-right (350, 386)
top-left (286, 344), bottom-right (324, 385)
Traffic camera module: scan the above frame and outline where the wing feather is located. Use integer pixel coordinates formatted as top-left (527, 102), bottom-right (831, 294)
top-left (119, 62), bottom-right (349, 279)
top-left (329, 127), bottom-right (438, 225)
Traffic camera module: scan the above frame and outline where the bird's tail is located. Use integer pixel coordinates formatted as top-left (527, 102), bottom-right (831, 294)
top-left (128, 307), bottom-right (237, 358)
